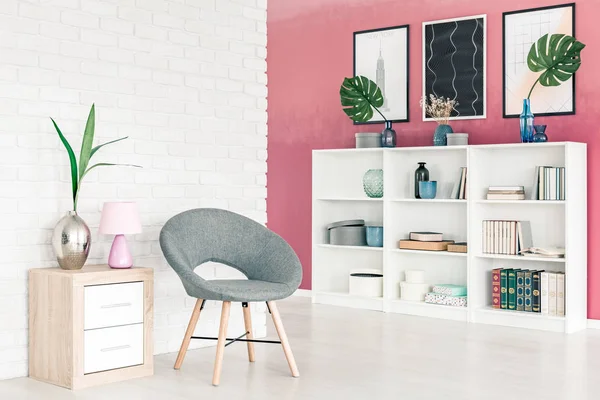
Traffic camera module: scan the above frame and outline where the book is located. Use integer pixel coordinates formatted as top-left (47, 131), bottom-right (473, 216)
top-left (409, 232), bottom-right (443, 242)
top-left (541, 272), bottom-right (550, 314)
top-left (398, 240), bottom-right (454, 251)
top-left (433, 284), bottom-right (467, 296)
top-left (500, 269), bottom-right (510, 309)
top-left (492, 269), bottom-right (501, 309)
top-left (447, 242), bottom-right (467, 253)
top-left (557, 272), bottom-right (565, 316)
top-left (524, 270), bottom-right (533, 312)
top-left (545, 167), bottom-right (551, 200)
top-left (531, 166), bottom-right (540, 200)
top-left (539, 167), bottom-right (545, 200)
top-left (548, 273), bottom-right (557, 316)
top-left (504, 221), bottom-right (509, 254)
top-left (482, 221), bottom-right (487, 253)
top-left (450, 168), bottom-right (463, 199)
top-left (488, 186), bottom-right (524, 192)
top-left (560, 167), bottom-right (566, 200)
top-left (532, 270), bottom-right (543, 313)
top-left (459, 167), bottom-right (467, 200)
top-left (510, 221), bottom-right (517, 255)
top-left (520, 247), bottom-right (565, 258)
top-left (549, 168), bottom-right (557, 200)
top-left (516, 270), bottom-right (525, 311)
top-left (486, 193), bottom-right (526, 200)
top-left (494, 221), bottom-right (500, 254)
top-left (517, 221), bottom-right (533, 253)
top-left (508, 269), bottom-right (520, 310)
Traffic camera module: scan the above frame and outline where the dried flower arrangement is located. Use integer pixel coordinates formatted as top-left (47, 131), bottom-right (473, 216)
top-left (420, 94), bottom-right (458, 125)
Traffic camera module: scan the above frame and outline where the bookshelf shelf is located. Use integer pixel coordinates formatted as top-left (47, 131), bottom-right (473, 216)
top-left (312, 142), bottom-right (586, 333)
top-left (316, 244), bottom-right (384, 252)
top-left (475, 253), bottom-right (565, 263)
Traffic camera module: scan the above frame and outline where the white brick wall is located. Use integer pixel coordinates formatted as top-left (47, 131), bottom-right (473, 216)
top-left (0, 0), bottom-right (267, 380)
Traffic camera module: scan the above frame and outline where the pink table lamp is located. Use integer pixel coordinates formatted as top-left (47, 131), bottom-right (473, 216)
top-left (99, 202), bottom-right (142, 269)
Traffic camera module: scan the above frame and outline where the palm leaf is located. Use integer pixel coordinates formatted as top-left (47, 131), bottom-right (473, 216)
top-left (78, 104), bottom-right (96, 180)
top-left (340, 76), bottom-right (385, 123)
top-left (90, 136), bottom-right (128, 159)
top-left (527, 34), bottom-right (585, 87)
top-left (80, 163), bottom-right (142, 180)
top-left (51, 118), bottom-right (78, 208)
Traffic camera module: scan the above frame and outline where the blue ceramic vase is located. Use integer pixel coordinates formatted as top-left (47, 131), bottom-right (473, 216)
top-left (434, 124), bottom-right (453, 146)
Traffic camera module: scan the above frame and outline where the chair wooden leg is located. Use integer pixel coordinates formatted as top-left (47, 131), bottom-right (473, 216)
top-left (267, 301), bottom-right (300, 377)
top-left (242, 303), bottom-right (256, 362)
top-left (212, 301), bottom-right (231, 386)
top-left (174, 299), bottom-right (204, 370)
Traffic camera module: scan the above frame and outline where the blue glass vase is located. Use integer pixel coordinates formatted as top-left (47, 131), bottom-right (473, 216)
top-left (363, 169), bottom-right (383, 198)
top-left (520, 99), bottom-right (534, 143)
top-left (381, 121), bottom-right (396, 147)
top-left (433, 124), bottom-right (453, 146)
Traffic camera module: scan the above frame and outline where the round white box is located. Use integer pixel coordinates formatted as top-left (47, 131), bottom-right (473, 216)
top-left (349, 269), bottom-right (383, 297)
top-left (405, 270), bottom-right (425, 284)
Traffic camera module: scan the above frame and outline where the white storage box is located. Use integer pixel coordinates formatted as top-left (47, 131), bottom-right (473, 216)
top-left (400, 282), bottom-right (430, 302)
top-left (349, 269), bottom-right (383, 297)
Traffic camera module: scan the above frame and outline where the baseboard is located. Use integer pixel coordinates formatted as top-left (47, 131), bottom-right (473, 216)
top-left (588, 319), bottom-right (600, 329)
top-left (293, 289), bottom-right (312, 298)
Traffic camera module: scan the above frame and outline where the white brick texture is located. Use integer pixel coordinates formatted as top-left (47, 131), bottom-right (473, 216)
top-left (0, 0), bottom-right (267, 380)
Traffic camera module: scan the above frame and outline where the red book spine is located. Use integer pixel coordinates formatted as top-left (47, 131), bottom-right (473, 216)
top-left (492, 268), bottom-right (501, 308)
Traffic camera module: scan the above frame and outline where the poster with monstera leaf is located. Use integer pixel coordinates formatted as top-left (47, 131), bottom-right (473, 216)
top-left (503, 3), bottom-right (576, 117)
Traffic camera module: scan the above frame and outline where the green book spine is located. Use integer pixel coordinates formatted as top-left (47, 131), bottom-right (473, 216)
top-left (516, 271), bottom-right (525, 311)
top-left (501, 269), bottom-right (510, 309)
top-left (508, 269), bottom-right (519, 310)
top-left (524, 270), bottom-right (533, 312)
top-left (532, 270), bottom-right (544, 312)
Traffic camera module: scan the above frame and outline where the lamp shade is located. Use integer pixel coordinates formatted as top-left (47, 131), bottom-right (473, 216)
top-left (99, 202), bottom-right (142, 235)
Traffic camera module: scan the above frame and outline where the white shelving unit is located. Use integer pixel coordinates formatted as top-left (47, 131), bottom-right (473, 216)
top-left (312, 142), bottom-right (587, 333)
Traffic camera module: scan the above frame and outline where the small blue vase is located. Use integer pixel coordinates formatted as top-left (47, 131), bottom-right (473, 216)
top-left (520, 99), bottom-right (535, 143)
top-left (533, 125), bottom-right (548, 142)
top-left (381, 121), bottom-right (396, 147)
top-left (434, 124), bottom-right (453, 146)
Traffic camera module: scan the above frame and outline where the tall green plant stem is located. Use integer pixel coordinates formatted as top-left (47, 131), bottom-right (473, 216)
top-left (527, 76), bottom-right (541, 99)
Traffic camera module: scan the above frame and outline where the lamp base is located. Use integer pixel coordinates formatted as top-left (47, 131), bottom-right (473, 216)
top-left (108, 234), bottom-right (133, 269)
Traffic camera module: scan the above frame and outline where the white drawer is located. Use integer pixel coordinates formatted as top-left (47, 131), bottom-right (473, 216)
top-left (84, 282), bottom-right (143, 330)
top-left (84, 323), bottom-right (144, 374)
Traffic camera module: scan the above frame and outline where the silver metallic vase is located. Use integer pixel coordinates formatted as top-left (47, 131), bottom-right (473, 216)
top-left (51, 211), bottom-right (91, 270)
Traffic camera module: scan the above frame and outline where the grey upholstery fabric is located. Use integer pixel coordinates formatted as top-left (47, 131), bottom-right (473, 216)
top-left (159, 208), bottom-right (303, 302)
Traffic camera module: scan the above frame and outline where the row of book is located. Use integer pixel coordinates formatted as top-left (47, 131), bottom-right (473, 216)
top-left (482, 220), bottom-right (532, 255)
top-left (398, 232), bottom-right (467, 253)
top-left (532, 166), bottom-right (566, 200)
top-left (492, 269), bottom-right (565, 315)
top-left (449, 167), bottom-right (467, 200)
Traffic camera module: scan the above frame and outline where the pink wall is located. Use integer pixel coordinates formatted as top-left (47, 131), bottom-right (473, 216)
top-left (267, 0), bottom-right (600, 317)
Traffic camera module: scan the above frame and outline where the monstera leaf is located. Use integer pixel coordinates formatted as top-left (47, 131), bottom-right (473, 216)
top-left (340, 76), bottom-right (386, 123)
top-left (527, 34), bottom-right (585, 98)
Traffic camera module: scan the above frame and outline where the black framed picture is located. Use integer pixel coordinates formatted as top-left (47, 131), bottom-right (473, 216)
top-left (353, 25), bottom-right (409, 124)
top-left (503, 3), bottom-right (576, 118)
top-left (422, 15), bottom-right (486, 121)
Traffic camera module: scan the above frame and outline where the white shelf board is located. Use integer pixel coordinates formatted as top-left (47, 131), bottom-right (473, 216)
top-left (312, 291), bottom-right (383, 311)
top-left (475, 254), bottom-right (565, 263)
top-left (389, 249), bottom-right (468, 258)
top-left (472, 307), bottom-right (565, 332)
top-left (475, 200), bottom-right (565, 205)
top-left (315, 197), bottom-right (383, 202)
top-left (316, 244), bottom-right (383, 252)
top-left (387, 299), bottom-right (467, 321)
top-left (390, 198), bottom-right (467, 203)
top-left (386, 145), bottom-right (468, 152)
top-left (313, 148), bottom-right (384, 154)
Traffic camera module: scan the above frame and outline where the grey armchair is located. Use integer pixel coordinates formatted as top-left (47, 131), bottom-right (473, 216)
top-left (159, 208), bottom-right (302, 386)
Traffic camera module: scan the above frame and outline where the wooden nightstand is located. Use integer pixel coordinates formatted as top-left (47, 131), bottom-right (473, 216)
top-left (28, 265), bottom-right (154, 390)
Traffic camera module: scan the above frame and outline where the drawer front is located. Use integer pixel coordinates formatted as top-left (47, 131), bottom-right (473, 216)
top-left (84, 323), bottom-right (144, 374)
top-left (84, 282), bottom-right (144, 330)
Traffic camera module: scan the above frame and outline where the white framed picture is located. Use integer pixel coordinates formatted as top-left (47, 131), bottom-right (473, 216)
top-left (422, 15), bottom-right (487, 121)
top-left (503, 3), bottom-right (575, 117)
top-left (354, 25), bottom-right (409, 124)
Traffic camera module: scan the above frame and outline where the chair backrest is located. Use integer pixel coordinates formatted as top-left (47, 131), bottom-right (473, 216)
top-left (159, 208), bottom-right (302, 293)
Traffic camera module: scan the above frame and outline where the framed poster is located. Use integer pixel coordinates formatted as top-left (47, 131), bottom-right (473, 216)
top-left (422, 15), bottom-right (486, 121)
top-left (353, 25), bottom-right (409, 124)
top-left (503, 3), bottom-right (575, 117)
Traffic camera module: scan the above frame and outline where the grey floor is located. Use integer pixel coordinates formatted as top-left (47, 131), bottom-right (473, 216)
top-left (2, 297), bottom-right (600, 399)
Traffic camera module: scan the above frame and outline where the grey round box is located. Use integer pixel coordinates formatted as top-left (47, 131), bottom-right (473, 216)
top-left (447, 133), bottom-right (469, 146)
top-left (326, 219), bottom-right (367, 246)
top-left (355, 132), bottom-right (382, 148)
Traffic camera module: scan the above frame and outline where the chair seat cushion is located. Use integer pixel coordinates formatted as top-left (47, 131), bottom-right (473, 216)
top-left (197, 279), bottom-right (294, 302)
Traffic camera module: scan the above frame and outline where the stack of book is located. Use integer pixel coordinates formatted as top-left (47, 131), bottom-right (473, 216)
top-left (482, 220), bottom-right (532, 255)
top-left (532, 166), bottom-right (566, 200)
top-left (486, 186), bottom-right (525, 200)
top-left (450, 167), bottom-right (467, 200)
top-left (492, 269), bottom-right (565, 316)
top-left (424, 284), bottom-right (467, 307)
top-left (398, 232), bottom-right (454, 252)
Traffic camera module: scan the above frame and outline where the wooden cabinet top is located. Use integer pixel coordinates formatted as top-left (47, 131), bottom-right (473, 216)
top-left (29, 265), bottom-right (153, 286)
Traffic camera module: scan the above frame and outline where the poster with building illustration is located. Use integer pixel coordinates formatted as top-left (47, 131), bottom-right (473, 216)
top-left (354, 25), bottom-right (409, 124)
